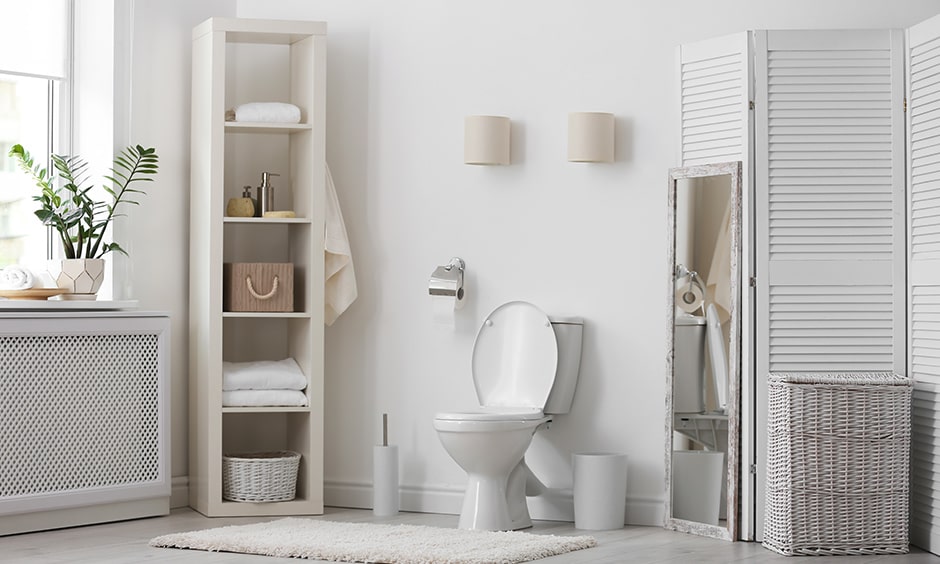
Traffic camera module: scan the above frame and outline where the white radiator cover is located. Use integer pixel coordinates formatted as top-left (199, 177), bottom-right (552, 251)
top-left (0, 311), bottom-right (170, 535)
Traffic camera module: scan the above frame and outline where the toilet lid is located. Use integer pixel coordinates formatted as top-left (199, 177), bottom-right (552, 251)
top-left (706, 303), bottom-right (729, 412)
top-left (472, 301), bottom-right (558, 409)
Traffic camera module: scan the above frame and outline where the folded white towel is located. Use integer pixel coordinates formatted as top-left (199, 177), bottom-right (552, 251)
top-left (222, 358), bottom-right (307, 391)
top-left (222, 389), bottom-right (308, 407)
top-left (0, 265), bottom-right (35, 290)
top-left (324, 164), bottom-right (358, 326)
top-left (231, 102), bottom-right (301, 124)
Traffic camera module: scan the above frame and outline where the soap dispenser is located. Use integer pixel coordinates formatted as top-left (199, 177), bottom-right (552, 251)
top-left (225, 185), bottom-right (256, 217)
top-left (255, 172), bottom-right (280, 217)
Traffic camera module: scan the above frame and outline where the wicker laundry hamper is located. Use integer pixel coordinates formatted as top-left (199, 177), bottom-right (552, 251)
top-left (762, 372), bottom-right (912, 556)
top-left (222, 451), bottom-right (300, 502)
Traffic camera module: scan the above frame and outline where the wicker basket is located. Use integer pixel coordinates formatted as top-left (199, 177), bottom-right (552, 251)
top-left (762, 372), bottom-right (912, 556)
top-left (222, 451), bottom-right (300, 503)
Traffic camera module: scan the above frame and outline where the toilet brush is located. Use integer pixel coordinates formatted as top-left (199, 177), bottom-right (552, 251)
top-left (373, 413), bottom-right (399, 516)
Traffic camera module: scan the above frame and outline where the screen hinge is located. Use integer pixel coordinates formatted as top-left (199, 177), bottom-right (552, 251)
top-left (748, 100), bottom-right (755, 110)
top-left (904, 97), bottom-right (908, 113)
top-left (750, 463), bottom-right (757, 475)
top-left (749, 276), bottom-right (756, 288)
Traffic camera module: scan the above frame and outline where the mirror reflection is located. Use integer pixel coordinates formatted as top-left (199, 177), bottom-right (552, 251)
top-left (665, 162), bottom-right (741, 541)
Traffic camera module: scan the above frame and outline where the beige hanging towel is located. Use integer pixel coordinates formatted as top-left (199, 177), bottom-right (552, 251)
top-left (706, 197), bottom-right (732, 324)
top-left (324, 164), bottom-right (358, 325)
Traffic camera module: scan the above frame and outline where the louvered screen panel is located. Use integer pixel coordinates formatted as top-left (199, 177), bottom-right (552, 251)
top-left (769, 284), bottom-right (894, 372)
top-left (678, 32), bottom-right (749, 166)
top-left (756, 29), bottom-right (905, 374)
top-left (913, 381), bottom-right (940, 551)
top-left (767, 47), bottom-right (895, 261)
top-left (912, 32), bottom-right (940, 263)
top-left (909, 14), bottom-right (940, 556)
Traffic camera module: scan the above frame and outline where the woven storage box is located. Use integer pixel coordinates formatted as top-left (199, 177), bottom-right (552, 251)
top-left (762, 372), bottom-right (912, 556)
top-left (222, 451), bottom-right (300, 502)
top-left (223, 262), bottom-right (293, 312)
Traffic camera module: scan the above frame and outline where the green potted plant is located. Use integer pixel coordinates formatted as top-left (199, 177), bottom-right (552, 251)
top-left (8, 144), bottom-right (159, 298)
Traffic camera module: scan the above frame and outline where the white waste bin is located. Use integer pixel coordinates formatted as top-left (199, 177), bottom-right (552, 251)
top-left (572, 452), bottom-right (628, 530)
top-left (672, 450), bottom-right (724, 525)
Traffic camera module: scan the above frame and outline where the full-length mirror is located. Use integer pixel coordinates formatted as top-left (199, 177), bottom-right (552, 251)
top-left (665, 162), bottom-right (741, 541)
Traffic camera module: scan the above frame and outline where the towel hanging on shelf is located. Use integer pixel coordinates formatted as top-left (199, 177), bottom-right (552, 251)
top-left (324, 164), bottom-right (358, 326)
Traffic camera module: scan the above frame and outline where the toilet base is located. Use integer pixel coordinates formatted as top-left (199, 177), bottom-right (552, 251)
top-left (457, 460), bottom-right (533, 531)
top-left (458, 474), bottom-right (512, 530)
top-left (433, 416), bottom-right (551, 531)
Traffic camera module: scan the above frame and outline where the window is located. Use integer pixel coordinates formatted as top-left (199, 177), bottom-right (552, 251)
top-left (0, 0), bottom-right (70, 269)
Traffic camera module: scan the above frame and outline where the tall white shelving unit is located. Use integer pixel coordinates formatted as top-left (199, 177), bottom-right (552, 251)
top-left (189, 17), bottom-right (326, 517)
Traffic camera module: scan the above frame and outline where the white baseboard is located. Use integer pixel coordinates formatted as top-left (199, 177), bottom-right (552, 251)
top-left (324, 480), bottom-right (664, 527)
top-left (170, 476), bottom-right (664, 527)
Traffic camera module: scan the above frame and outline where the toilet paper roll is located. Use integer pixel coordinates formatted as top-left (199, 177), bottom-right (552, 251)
top-left (675, 280), bottom-right (704, 313)
top-left (373, 445), bottom-right (399, 517)
top-left (431, 295), bottom-right (456, 327)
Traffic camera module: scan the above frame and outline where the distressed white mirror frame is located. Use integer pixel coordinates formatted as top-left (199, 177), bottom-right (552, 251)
top-left (664, 161), bottom-right (742, 541)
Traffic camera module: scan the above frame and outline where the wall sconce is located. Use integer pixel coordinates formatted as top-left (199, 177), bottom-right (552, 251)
top-left (568, 112), bottom-right (615, 163)
top-left (464, 115), bottom-right (511, 165)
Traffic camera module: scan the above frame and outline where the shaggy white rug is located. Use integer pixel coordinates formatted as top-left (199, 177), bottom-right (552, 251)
top-left (150, 517), bottom-right (597, 563)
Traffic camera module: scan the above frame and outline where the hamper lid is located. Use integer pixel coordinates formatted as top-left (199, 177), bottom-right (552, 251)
top-left (768, 372), bottom-right (911, 386)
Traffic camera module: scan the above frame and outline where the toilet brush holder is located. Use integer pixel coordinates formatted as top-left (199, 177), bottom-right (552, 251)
top-left (373, 414), bottom-right (399, 516)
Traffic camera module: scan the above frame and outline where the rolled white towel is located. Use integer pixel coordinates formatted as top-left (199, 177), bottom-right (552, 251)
top-left (231, 102), bottom-right (301, 124)
top-left (222, 358), bottom-right (307, 391)
top-left (0, 265), bottom-right (35, 290)
top-left (222, 389), bottom-right (308, 407)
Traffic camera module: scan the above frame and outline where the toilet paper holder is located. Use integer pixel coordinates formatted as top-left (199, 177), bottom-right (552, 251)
top-left (675, 263), bottom-right (704, 311)
top-left (429, 257), bottom-right (466, 309)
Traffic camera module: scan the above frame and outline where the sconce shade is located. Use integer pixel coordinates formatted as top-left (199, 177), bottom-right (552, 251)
top-left (568, 112), bottom-right (615, 163)
top-left (464, 115), bottom-right (511, 165)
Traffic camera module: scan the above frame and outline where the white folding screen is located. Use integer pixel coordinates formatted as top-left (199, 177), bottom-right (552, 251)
top-left (679, 26), bottom-right (916, 546)
top-left (754, 29), bottom-right (906, 375)
top-left (908, 13), bottom-right (940, 556)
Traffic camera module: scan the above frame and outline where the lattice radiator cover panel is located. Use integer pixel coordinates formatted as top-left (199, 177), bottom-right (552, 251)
top-left (0, 314), bottom-right (169, 525)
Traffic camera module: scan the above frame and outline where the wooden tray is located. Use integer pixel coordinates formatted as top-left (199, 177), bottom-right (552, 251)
top-left (0, 288), bottom-right (69, 300)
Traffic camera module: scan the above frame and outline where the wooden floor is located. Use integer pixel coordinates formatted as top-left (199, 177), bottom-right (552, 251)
top-left (2, 507), bottom-right (938, 563)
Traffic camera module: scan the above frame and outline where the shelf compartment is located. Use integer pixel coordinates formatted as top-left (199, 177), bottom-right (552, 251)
top-left (214, 498), bottom-right (322, 516)
top-left (223, 217), bottom-right (312, 224)
top-left (222, 406), bottom-right (312, 414)
top-left (225, 122), bottom-right (312, 134)
top-left (222, 312), bottom-right (312, 319)
top-left (193, 17), bottom-right (326, 46)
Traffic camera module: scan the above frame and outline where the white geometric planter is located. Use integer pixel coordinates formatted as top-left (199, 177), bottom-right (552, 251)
top-left (47, 258), bottom-right (105, 299)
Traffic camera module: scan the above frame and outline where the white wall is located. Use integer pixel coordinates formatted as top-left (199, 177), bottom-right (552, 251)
top-left (122, 0), bottom-right (235, 503)
top-left (123, 0), bottom-right (940, 522)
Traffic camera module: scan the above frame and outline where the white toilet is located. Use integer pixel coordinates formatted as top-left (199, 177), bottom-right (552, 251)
top-left (433, 301), bottom-right (584, 531)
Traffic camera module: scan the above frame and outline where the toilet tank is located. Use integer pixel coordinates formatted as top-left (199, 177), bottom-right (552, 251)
top-left (544, 316), bottom-right (584, 415)
top-left (674, 314), bottom-right (706, 413)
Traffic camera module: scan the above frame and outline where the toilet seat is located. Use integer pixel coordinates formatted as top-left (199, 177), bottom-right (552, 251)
top-left (472, 301), bottom-right (558, 409)
top-left (435, 406), bottom-right (546, 421)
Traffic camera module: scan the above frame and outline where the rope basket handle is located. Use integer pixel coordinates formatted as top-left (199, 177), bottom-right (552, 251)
top-left (246, 275), bottom-right (279, 300)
